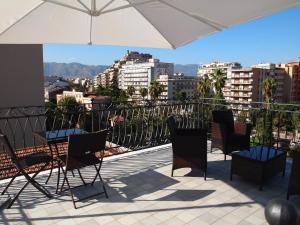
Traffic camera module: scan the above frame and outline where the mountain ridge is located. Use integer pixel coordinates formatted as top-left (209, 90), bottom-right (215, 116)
top-left (44, 62), bottom-right (199, 77)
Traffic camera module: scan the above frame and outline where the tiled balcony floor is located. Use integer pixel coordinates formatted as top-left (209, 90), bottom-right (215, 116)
top-left (1, 144), bottom-right (299, 225)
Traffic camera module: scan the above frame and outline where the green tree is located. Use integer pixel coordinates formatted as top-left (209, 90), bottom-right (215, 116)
top-left (139, 88), bottom-right (148, 101)
top-left (109, 74), bottom-right (128, 103)
top-left (110, 74), bottom-right (119, 90)
top-left (263, 77), bottom-right (277, 107)
top-left (197, 75), bottom-right (211, 98)
top-left (127, 86), bottom-right (136, 99)
top-left (96, 85), bottom-right (111, 96)
top-left (58, 96), bottom-right (78, 108)
top-left (175, 91), bottom-right (187, 101)
top-left (149, 81), bottom-right (164, 101)
top-left (211, 68), bottom-right (226, 98)
top-left (57, 96), bottom-right (81, 128)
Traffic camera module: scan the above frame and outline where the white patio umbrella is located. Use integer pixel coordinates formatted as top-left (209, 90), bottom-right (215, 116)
top-left (0, 0), bottom-right (300, 49)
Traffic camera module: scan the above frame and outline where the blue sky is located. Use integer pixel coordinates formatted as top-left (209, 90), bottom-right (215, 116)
top-left (43, 6), bottom-right (300, 67)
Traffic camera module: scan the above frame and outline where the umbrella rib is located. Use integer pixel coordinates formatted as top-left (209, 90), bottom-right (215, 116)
top-left (96, 0), bottom-right (116, 15)
top-left (97, 0), bottom-right (153, 16)
top-left (77, 0), bottom-right (92, 13)
top-left (0, 1), bottom-right (46, 36)
top-left (158, 0), bottom-right (227, 31)
top-left (125, 0), bottom-right (176, 49)
top-left (43, 0), bottom-right (90, 14)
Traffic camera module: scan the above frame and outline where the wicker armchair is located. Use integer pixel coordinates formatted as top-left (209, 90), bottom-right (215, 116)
top-left (287, 151), bottom-right (300, 199)
top-left (211, 110), bottom-right (251, 160)
top-left (167, 116), bottom-right (207, 179)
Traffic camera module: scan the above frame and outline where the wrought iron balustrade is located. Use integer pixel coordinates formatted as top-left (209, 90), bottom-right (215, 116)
top-left (0, 98), bottom-right (300, 179)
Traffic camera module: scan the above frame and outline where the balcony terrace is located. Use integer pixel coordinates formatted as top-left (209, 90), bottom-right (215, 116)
top-left (1, 143), bottom-right (299, 225)
top-left (1, 99), bottom-right (300, 224)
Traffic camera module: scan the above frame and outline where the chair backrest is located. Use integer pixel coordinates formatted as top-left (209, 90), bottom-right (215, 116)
top-left (212, 110), bottom-right (234, 134)
top-left (67, 130), bottom-right (108, 158)
top-left (166, 116), bottom-right (177, 139)
top-left (0, 133), bottom-right (18, 164)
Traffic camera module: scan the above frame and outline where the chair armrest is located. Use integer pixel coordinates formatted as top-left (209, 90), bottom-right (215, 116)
top-left (234, 122), bottom-right (251, 136)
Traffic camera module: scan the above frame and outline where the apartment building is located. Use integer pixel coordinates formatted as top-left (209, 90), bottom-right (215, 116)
top-left (197, 62), bottom-right (242, 77)
top-left (95, 51), bottom-right (152, 88)
top-left (224, 63), bottom-right (289, 109)
top-left (224, 68), bottom-right (259, 107)
top-left (118, 58), bottom-right (174, 100)
top-left (252, 63), bottom-right (286, 102)
top-left (157, 73), bottom-right (199, 100)
top-left (285, 58), bottom-right (300, 102)
top-left (95, 68), bottom-right (118, 88)
top-left (198, 61), bottom-right (242, 97)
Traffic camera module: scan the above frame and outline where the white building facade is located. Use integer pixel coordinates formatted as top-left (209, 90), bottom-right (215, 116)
top-left (197, 62), bottom-right (242, 77)
top-left (118, 58), bottom-right (174, 100)
top-left (157, 73), bottom-right (199, 100)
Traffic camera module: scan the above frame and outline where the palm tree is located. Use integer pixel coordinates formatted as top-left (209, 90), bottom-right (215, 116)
top-left (197, 75), bottom-right (211, 98)
top-left (211, 68), bottom-right (226, 98)
top-left (57, 96), bottom-right (81, 128)
top-left (58, 96), bottom-right (79, 111)
top-left (139, 87), bottom-right (148, 101)
top-left (149, 81), bottom-right (164, 101)
top-left (127, 85), bottom-right (136, 99)
top-left (263, 77), bottom-right (277, 105)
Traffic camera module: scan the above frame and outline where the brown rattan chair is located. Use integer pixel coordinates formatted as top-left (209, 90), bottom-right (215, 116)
top-left (287, 151), bottom-right (300, 200)
top-left (58, 130), bottom-right (108, 209)
top-left (211, 110), bottom-right (251, 160)
top-left (0, 133), bottom-right (53, 208)
top-left (167, 116), bottom-right (207, 179)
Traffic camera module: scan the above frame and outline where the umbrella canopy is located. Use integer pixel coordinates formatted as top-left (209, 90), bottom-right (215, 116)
top-left (0, 0), bottom-right (300, 49)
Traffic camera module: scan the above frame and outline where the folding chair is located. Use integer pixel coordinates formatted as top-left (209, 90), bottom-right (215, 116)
top-left (0, 133), bottom-right (53, 208)
top-left (58, 130), bottom-right (108, 209)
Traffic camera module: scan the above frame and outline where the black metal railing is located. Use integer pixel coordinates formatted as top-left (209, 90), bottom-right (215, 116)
top-left (1, 98), bottom-right (300, 153)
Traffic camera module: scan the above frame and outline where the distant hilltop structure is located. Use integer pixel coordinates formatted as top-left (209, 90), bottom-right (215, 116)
top-left (94, 51), bottom-right (153, 88)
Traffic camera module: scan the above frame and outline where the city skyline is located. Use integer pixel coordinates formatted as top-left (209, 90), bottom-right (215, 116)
top-left (44, 6), bottom-right (300, 67)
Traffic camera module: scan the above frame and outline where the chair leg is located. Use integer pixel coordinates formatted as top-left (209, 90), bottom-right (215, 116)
top-left (92, 165), bottom-right (108, 199)
top-left (91, 165), bottom-right (99, 185)
top-left (6, 167), bottom-right (51, 209)
top-left (77, 169), bottom-right (86, 186)
top-left (1, 171), bottom-right (21, 195)
top-left (171, 169), bottom-right (174, 177)
top-left (224, 154), bottom-right (226, 161)
top-left (6, 178), bottom-right (33, 209)
top-left (60, 174), bottom-right (66, 194)
top-left (45, 160), bottom-right (54, 184)
top-left (61, 167), bottom-right (77, 209)
top-left (22, 166), bottom-right (52, 198)
top-left (56, 162), bottom-right (61, 194)
top-left (97, 171), bottom-right (108, 199)
top-left (204, 171), bottom-right (206, 180)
